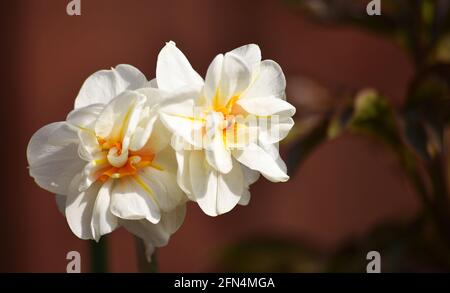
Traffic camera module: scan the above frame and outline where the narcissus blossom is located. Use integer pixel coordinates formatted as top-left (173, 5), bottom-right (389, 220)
top-left (27, 65), bottom-right (186, 260)
top-left (157, 42), bottom-right (296, 216)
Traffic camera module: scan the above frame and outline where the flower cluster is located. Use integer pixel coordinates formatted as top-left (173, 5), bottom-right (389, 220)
top-left (27, 42), bottom-right (296, 260)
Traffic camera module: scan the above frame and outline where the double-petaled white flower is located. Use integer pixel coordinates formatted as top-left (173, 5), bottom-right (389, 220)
top-left (27, 42), bottom-right (296, 262)
top-left (156, 42), bottom-right (295, 216)
top-left (27, 65), bottom-right (186, 260)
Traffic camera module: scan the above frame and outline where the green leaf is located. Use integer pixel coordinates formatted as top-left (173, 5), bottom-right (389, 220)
top-left (406, 63), bottom-right (450, 130)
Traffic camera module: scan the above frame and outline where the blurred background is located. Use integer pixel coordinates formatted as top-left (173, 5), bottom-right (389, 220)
top-left (1, 0), bottom-right (449, 272)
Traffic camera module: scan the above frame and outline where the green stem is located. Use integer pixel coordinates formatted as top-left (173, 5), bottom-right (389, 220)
top-left (134, 236), bottom-right (158, 273)
top-left (90, 237), bottom-right (108, 273)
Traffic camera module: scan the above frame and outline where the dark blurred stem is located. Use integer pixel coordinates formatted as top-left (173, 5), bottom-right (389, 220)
top-left (429, 155), bottom-right (449, 210)
top-left (406, 0), bottom-right (423, 69)
top-left (135, 236), bottom-right (158, 273)
top-left (404, 150), bottom-right (450, 250)
top-left (397, 147), bottom-right (433, 210)
top-left (428, 156), bottom-right (450, 245)
top-left (90, 237), bottom-right (108, 273)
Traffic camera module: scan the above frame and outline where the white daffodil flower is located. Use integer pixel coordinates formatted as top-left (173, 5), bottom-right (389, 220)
top-left (27, 64), bottom-right (186, 261)
top-left (157, 42), bottom-right (296, 216)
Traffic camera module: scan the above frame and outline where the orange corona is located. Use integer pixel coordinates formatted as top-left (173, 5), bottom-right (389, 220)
top-left (94, 137), bottom-right (160, 182)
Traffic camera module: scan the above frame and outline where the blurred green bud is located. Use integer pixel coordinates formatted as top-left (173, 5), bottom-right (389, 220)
top-left (350, 88), bottom-right (401, 149)
top-left (353, 89), bottom-right (382, 119)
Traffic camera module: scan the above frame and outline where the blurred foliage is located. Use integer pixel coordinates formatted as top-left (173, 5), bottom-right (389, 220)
top-left (287, 0), bottom-right (450, 68)
top-left (349, 89), bottom-right (402, 149)
top-left (217, 218), bottom-right (450, 272)
top-left (216, 237), bottom-right (325, 272)
top-left (328, 216), bottom-right (450, 272)
top-left (216, 0), bottom-right (450, 272)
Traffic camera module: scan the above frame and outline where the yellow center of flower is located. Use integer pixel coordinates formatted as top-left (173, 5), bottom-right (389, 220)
top-left (94, 138), bottom-right (160, 182)
top-left (211, 95), bottom-right (241, 146)
top-left (213, 94), bottom-right (240, 117)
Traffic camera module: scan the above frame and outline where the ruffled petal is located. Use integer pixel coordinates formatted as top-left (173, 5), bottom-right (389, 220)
top-left (65, 175), bottom-right (100, 240)
top-left (95, 90), bottom-right (146, 150)
top-left (204, 54), bottom-right (223, 103)
top-left (121, 205), bottom-right (186, 262)
top-left (110, 176), bottom-right (161, 224)
top-left (159, 92), bottom-right (205, 148)
top-left (189, 152), bottom-right (243, 216)
top-left (216, 53), bottom-right (251, 108)
top-left (233, 143), bottom-right (289, 182)
top-left (75, 64), bottom-right (147, 109)
top-left (156, 41), bottom-right (203, 92)
top-left (91, 179), bottom-right (118, 241)
top-left (237, 96), bottom-right (295, 117)
top-left (239, 60), bottom-right (286, 101)
top-left (27, 122), bottom-right (85, 195)
top-left (228, 44), bottom-right (261, 74)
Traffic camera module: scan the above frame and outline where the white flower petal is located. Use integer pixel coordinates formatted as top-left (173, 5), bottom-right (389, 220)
top-left (160, 204), bottom-right (186, 235)
top-left (27, 122), bottom-right (85, 195)
top-left (156, 41), bottom-right (203, 92)
top-left (133, 120), bottom-right (170, 154)
top-left (152, 146), bottom-right (179, 174)
top-left (110, 177), bottom-right (161, 224)
top-left (189, 151), bottom-right (214, 215)
top-left (233, 143), bottom-right (289, 182)
top-left (128, 88), bottom-right (170, 152)
top-left (66, 104), bottom-right (104, 130)
top-left (77, 128), bottom-right (102, 161)
top-left (218, 53), bottom-right (251, 107)
top-left (146, 78), bottom-right (158, 88)
top-left (258, 116), bottom-right (295, 144)
top-left (74, 64), bottom-right (147, 109)
top-left (205, 129), bottom-right (232, 174)
top-left (238, 189), bottom-right (251, 206)
top-left (27, 122), bottom-right (76, 166)
top-left (91, 179), bottom-right (118, 241)
top-left (216, 161), bottom-right (244, 214)
top-left (175, 150), bottom-right (193, 197)
top-left (136, 165), bottom-right (184, 212)
top-left (121, 205), bottom-right (186, 262)
top-left (129, 115), bottom-right (158, 152)
top-left (228, 44), bottom-right (261, 74)
top-left (237, 96), bottom-right (295, 117)
top-left (159, 92), bottom-right (204, 148)
top-left (78, 152), bottom-right (108, 191)
top-left (121, 219), bottom-right (168, 261)
top-left (55, 194), bottom-right (67, 215)
top-left (65, 175), bottom-right (100, 240)
top-left (204, 54), bottom-right (223, 102)
top-left (137, 87), bottom-right (167, 108)
top-left (112, 64), bottom-right (148, 91)
top-left (189, 152), bottom-right (243, 216)
top-left (241, 164), bottom-right (260, 186)
top-left (95, 90), bottom-right (146, 150)
top-left (239, 59), bottom-right (286, 101)
top-left (260, 143), bottom-right (289, 179)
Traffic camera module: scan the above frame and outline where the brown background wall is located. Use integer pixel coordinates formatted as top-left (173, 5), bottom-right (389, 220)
top-left (1, 0), bottom-right (419, 272)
